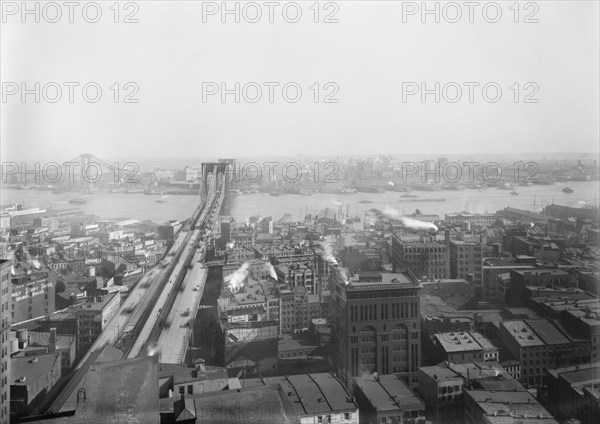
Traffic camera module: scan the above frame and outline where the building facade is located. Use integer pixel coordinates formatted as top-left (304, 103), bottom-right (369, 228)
top-left (449, 241), bottom-right (483, 286)
top-left (0, 260), bottom-right (11, 424)
top-left (330, 268), bottom-right (422, 389)
top-left (391, 234), bottom-right (449, 280)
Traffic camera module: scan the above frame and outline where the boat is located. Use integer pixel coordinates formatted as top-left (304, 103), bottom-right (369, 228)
top-left (354, 186), bottom-right (385, 193)
top-left (400, 194), bottom-right (418, 198)
top-left (510, 190), bottom-right (519, 195)
top-left (155, 196), bottom-right (168, 203)
top-left (359, 200), bottom-right (374, 204)
top-left (562, 185), bottom-right (573, 193)
top-left (398, 198), bottom-right (445, 202)
top-left (68, 198), bottom-right (87, 204)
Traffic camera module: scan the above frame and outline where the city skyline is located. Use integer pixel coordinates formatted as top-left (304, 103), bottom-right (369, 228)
top-left (1, 2), bottom-right (599, 423)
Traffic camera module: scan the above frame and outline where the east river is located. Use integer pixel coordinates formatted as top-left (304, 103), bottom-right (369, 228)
top-left (2, 180), bottom-right (599, 224)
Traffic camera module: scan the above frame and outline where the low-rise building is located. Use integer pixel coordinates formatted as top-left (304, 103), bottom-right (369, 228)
top-left (10, 353), bottom-right (62, 417)
top-left (508, 268), bottom-right (572, 306)
top-left (432, 331), bottom-right (498, 364)
top-left (418, 361), bottom-right (516, 424)
top-left (545, 362), bottom-right (600, 424)
top-left (500, 318), bottom-right (589, 386)
top-left (353, 374), bottom-right (425, 424)
top-left (464, 389), bottom-right (558, 424)
top-left (158, 360), bottom-right (228, 398)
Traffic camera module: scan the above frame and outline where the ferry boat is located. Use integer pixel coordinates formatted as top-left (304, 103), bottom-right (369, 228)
top-left (510, 190), bottom-right (519, 195)
top-left (68, 198), bottom-right (87, 205)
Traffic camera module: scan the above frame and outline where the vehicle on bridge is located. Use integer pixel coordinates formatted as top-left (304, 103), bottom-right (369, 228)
top-left (182, 308), bottom-right (191, 317)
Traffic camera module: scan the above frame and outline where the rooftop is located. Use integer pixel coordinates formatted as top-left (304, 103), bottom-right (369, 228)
top-left (158, 363), bottom-right (228, 389)
top-left (159, 385), bottom-right (286, 424)
top-left (73, 356), bottom-right (159, 424)
top-left (501, 321), bottom-right (544, 347)
top-left (354, 374), bottom-right (424, 412)
top-left (11, 353), bottom-right (61, 385)
top-left (512, 268), bottom-right (569, 277)
top-left (277, 373), bottom-right (357, 415)
top-left (547, 362), bottom-right (600, 386)
top-left (502, 318), bottom-right (571, 347)
top-left (435, 331), bottom-right (496, 353)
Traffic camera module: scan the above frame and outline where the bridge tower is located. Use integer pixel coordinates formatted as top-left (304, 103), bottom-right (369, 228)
top-left (200, 161), bottom-right (233, 214)
top-left (218, 159), bottom-right (235, 216)
top-left (80, 153), bottom-right (94, 191)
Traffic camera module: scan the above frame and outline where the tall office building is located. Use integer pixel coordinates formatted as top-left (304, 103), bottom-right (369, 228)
top-left (329, 268), bottom-right (422, 389)
top-left (1, 260), bottom-right (12, 424)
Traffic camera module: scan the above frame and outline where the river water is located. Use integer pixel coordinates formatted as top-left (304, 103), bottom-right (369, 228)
top-left (2, 181), bottom-right (598, 224)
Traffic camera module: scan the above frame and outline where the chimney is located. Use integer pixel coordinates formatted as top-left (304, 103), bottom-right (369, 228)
top-left (49, 327), bottom-right (57, 353)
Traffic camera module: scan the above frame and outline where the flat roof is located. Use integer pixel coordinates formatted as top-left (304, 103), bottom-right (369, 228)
top-left (419, 365), bottom-right (463, 383)
top-left (501, 321), bottom-right (544, 347)
top-left (345, 271), bottom-right (420, 289)
top-left (512, 269), bottom-right (569, 277)
top-left (526, 319), bottom-right (570, 345)
top-left (354, 374), bottom-right (424, 412)
top-left (435, 331), bottom-right (496, 353)
top-left (562, 304), bottom-right (600, 327)
top-left (547, 362), bottom-right (600, 386)
top-left (11, 353), bottom-right (61, 385)
top-left (465, 389), bottom-right (537, 404)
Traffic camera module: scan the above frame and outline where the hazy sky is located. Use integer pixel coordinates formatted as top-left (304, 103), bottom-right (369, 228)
top-left (1, 0), bottom-right (599, 162)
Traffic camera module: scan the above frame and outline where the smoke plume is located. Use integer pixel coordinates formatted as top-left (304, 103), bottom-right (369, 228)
top-left (382, 206), bottom-right (438, 231)
top-left (228, 262), bottom-right (249, 291)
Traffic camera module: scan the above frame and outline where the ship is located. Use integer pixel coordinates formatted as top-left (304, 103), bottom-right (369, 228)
top-left (155, 195), bottom-right (168, 203)
top-left (510, 190), bottom-right (519, 195)
top-left (562, 185), bottom-right (574, 193)
top-left (400, 194), bottom-right (418, 198)
top-left (68, 198), bottom-right (87, 205)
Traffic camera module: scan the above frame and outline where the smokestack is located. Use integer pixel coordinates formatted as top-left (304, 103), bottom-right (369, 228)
top-left (445, 229), bottom-right (450, 245)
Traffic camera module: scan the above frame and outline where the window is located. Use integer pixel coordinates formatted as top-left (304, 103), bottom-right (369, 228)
top-left (178, 386), bottom-right (184, 394)
top-left (318, 416), bottom-right (323, 423)
top-left (344, 413), bottom-right (350, 420)
top-left (187, 385), bottom-right (193, 394)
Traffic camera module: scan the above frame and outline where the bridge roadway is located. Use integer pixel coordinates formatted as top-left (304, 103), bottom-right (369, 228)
top-left (127, 178), bottom-right (223, 358)
top-left (152, 179), bottom-right (226, 363)
top-left (74, 226), bottom-right (190, 369)
top-left (75, 176), bottom-right (223, 368)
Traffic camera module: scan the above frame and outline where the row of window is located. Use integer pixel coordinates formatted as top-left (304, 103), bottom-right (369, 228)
top-left (349, 302), bottom-right (418, 321)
